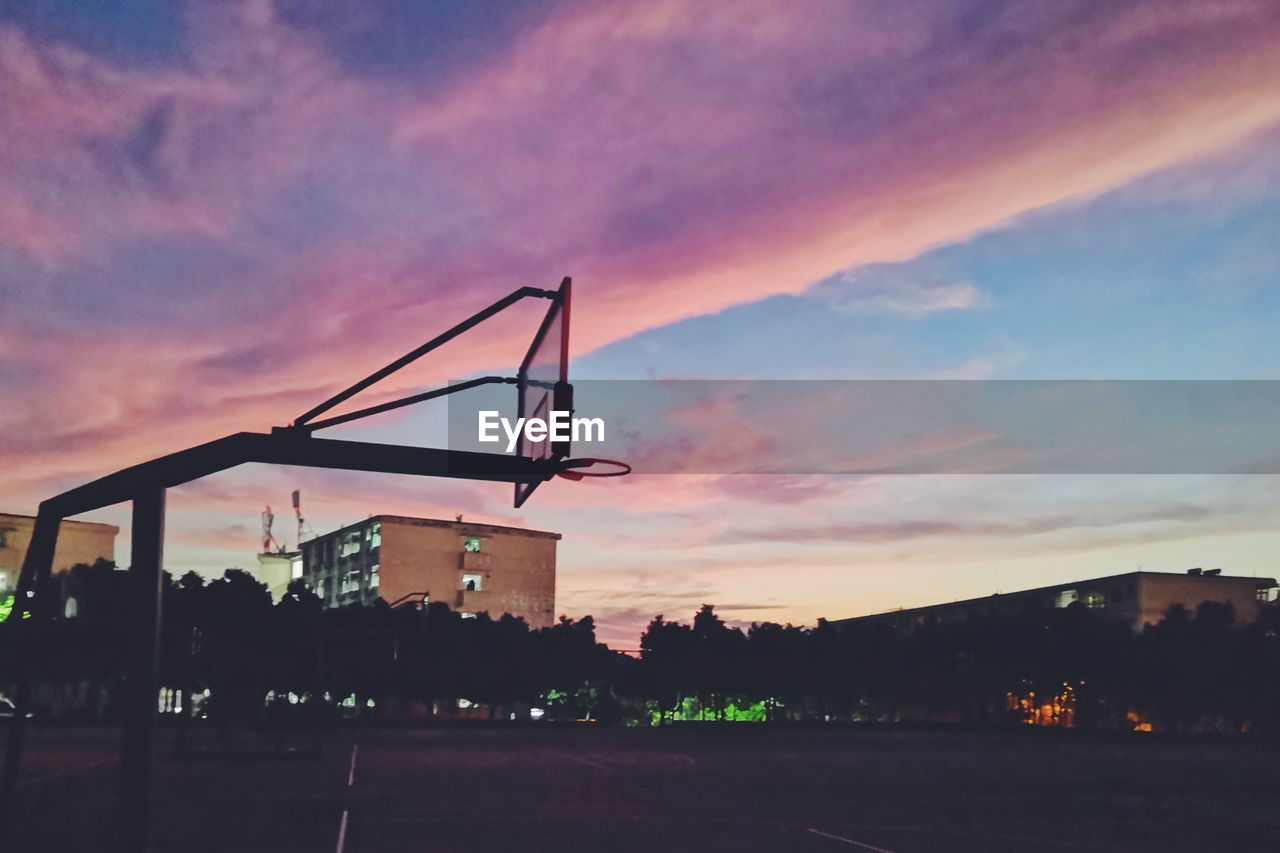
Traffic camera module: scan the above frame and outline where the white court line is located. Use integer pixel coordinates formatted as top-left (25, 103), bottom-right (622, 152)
top-left (551, 750), bottom-right (611, 771)
top-left (807, 828), bottom-right (896, 853)
top-left (335, 809), bottom-right (349, 853)
top-left (336, 739), bottom-right (358, 852)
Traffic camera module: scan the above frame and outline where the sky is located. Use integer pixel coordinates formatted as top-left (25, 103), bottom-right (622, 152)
top-left (3, 0), bottom-right (1280, 645)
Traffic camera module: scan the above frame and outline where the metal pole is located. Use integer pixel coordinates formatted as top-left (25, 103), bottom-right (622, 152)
top-left (119, 488), bottom-right (165, 852)
top-left (293, 286), bottom-right (554, 427)
top-left (0, 509), bottom-right (61, 845)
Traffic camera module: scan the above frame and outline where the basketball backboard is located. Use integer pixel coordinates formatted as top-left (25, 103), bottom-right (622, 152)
top-left (514, 277), bottom-right (572, 507)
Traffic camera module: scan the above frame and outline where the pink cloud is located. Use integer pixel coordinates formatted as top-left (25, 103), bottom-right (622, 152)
top-left (391, 0), bottom-right (1280, 359)
top-left (0, 8), bottom-right (367, 263)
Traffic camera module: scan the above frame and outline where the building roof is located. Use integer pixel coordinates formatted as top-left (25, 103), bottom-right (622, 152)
top-left (379, 515), bottom-right (561, 540)
top-left (0, 512), bottom-right (120, 535)
top-left (832, 570), bottom-right (1277, 625)
top-left (303, 514), bottom-right (560, 543)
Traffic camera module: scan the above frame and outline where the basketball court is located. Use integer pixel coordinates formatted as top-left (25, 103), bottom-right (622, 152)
top-left (5, 724), bottom-right (1279, 852)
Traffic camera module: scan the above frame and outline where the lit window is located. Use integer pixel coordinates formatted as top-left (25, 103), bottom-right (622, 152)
top-left (370, 572), bottom-right (380, 589)
top-left (460, 612), bottom-right (477, 620)
top-left (1055, 590), bottom-right (1079, 608)
top-left (371, 524), bottom-right (381, 548)
top-left (464, 537), bottom-right (481, 553)
top-left (462, 573), bottom-right (482, 592)
top-left (1085, 591), bottom-right (1106, 609)
top-left (1258, 588), bottom-right (1271, 602)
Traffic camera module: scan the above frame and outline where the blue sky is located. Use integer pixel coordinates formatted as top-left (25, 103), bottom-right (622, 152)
top-left (581, 125), bottom-right (1280, 384)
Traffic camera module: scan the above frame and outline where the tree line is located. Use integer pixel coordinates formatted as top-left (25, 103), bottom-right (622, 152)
top-left (2, 560), bottom-right (1278, 733)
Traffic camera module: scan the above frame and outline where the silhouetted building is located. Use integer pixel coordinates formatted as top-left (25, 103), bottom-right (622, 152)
top-left (833, 570), bottom-right (1277, 632)
top-left (299, 515), bottom-right (558, 628)
top-left (0, 512), bottom-right (119, 596)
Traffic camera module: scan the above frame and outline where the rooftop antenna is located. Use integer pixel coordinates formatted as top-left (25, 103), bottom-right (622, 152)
top-left (261, 505), bottom-right (284, 553)
top-left (293, 490), bottom-right (316, 544)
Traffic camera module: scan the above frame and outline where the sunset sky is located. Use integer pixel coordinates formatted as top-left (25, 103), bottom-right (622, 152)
top-left (3, 0), bottom-right (1280, 645)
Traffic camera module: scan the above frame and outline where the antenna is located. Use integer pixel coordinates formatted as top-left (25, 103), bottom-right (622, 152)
top-left (261, 505), bottom-right (283, 553)
top-left (293, 489), bottom-right (316, 544)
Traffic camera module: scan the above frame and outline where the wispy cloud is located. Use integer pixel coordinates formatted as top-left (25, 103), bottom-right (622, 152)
top-left (718, 502), bottom-right (1214, 546)
top-left (810, 272), bottom-right (985, 318)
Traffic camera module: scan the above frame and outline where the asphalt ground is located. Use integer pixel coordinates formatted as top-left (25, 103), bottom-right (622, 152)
top-left (3, 724), bottom-right (1279, 852)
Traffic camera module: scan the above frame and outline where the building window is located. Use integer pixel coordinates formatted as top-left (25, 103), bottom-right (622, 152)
top-left (1258, 588), bottom-right (1271, 603)
top-left (460, 612), bottom-right (477, 619)
top-left (1084, 591), bottom-right (1106, 609)
top-left (464, 536), bottom-right (481, 553)
top-left (1055, 589), bottom-right (1079, 608)
top-left (370, 572), bottom-right (380, 589)
top-left (371, 524), bottom-right (381, 548)
top-left (462, 573), bottom-right (482, 592)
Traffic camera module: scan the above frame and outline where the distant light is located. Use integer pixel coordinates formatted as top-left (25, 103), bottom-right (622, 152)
top-left (530, 707), bottom-right (545, 720)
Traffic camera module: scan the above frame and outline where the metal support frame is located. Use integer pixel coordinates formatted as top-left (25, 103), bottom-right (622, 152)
top-left (0, 283), bottom-right (574, 851)
top-left (294, 376), bottom-right (517, 434)
top-left (293, 285), bottom-right (558, 428)
top-left (120, 489), bottom-right (165, 851)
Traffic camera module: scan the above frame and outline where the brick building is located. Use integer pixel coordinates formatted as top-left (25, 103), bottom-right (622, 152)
top-left (0, 512), bottom-right (120, 595)
top-left (299, 515), bottom-right (558, 629)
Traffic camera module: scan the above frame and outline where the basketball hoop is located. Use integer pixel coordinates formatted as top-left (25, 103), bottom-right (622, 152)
top-left (555, 458), bottom-right (632, 480)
